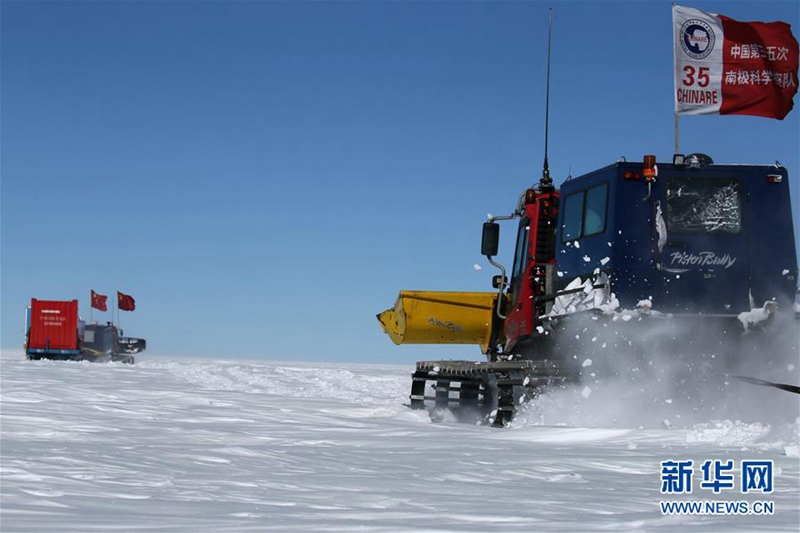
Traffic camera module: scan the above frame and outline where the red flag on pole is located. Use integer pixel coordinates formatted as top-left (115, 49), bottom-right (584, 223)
top-left (673, 5), bottom-right (799, 119)
top-left (91, 290), bottom-right (108, 312)
top-left (118, 292), bottom-right (136, 312)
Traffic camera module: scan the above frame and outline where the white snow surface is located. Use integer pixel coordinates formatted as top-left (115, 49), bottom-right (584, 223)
top-left (1, 349), bottom-right (799, 532)
top-left (550, 273), bottom-right (619, 317)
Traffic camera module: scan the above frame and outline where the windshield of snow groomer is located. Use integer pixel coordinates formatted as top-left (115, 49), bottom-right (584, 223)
top-left (508, 218), bottom-right (530, 305)
top-left (512, 218), bottom-right (530, 282)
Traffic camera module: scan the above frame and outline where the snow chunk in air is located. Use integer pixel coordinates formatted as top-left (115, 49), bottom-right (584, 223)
top-left (738, 301), bottom-right (776, 331)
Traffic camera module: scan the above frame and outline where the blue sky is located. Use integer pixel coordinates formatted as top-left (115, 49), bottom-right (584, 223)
top-left (2, 1), bottom-right (798, 363)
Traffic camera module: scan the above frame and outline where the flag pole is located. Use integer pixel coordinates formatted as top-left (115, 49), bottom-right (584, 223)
top-left (90, 291), bottom-right (93, 323)
top-left (674, 112), bottom-right (679, 155)
top-left (672, 1), bottom-right (678, 157)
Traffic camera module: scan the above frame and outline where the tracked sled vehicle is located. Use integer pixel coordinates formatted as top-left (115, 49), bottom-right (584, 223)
top-left (25, 299), bottom-right (146, 364)
top-left (378, 154), bottom-right (799, 426)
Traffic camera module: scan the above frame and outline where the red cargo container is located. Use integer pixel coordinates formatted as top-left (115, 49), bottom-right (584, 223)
top-left (26, 299), bottom-right (80, 354)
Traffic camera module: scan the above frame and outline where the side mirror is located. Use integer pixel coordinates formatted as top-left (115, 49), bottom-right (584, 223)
top-left (481, 222), bottom-right (499, 257)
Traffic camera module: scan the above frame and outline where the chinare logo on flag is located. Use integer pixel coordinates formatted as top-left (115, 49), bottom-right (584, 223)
top-left (673, 5), bottom-right (799, 119)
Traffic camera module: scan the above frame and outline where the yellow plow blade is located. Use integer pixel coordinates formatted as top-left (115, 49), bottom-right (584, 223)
top-left (377, 291), bottom-right (497, 348)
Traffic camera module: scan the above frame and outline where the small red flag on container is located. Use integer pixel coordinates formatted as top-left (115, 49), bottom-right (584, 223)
top-left (118, 292), bottom-right (136, 312)
top-left (673, 5), bottom-right (799, 119)
top-left (91, 290), bottom-right (108, 312)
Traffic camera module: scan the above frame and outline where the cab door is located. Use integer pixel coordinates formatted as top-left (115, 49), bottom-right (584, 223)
top-left (503, 218), bottom-right (531, 349)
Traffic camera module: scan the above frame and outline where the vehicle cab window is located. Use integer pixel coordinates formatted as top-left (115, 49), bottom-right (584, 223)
top-left (510, 218), bottom-right (530, 304)
top-left (562, 193), bottom-right (583, 241)
top-left (561, 183), bottom-right (608, 242)
top-left (665, 177), bottom-right (741, 234)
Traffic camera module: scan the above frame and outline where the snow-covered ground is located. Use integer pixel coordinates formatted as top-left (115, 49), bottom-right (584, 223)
top-left (1, 349), bottom-right (798, 532)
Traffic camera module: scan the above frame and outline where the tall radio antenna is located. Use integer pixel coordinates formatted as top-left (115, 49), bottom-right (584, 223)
top-left (540, 8), bottom-right (554, 190)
